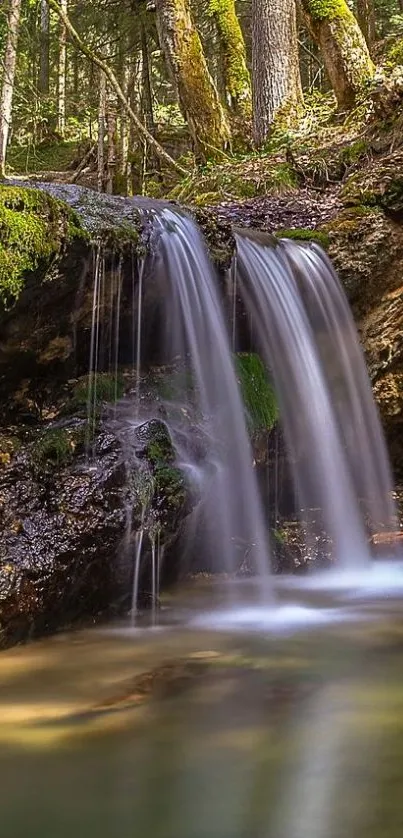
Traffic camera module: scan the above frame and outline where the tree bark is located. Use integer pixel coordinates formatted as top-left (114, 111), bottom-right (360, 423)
top-left (39, 0), bottom-right (50, 95)
top-left (98, 70), bottom-right (106, 192)
top-left (299, 0), bottom-right (375, 110)
top-left (357, 0), bottom-right (376, 53)
top-left (47, 0), bottom-right (188, 176)
top-left (252, 0), bottom-right (303, 147)
top-left (57, 0), bottom-right (68, 136)
top-left (155, 0), bottom-right (231, 159)
top-left (207, 0), bottom-right (252, 118)
top-left (0, 0), bottom-right (22, 176)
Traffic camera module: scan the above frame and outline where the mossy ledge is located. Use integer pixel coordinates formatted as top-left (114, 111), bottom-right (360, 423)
top-left (0, 184), bottom-right (86, 309)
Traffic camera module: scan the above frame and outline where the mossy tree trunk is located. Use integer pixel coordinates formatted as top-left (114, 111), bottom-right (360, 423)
top-left (207, 0), bottom-right (252, 119)
top-left (155, 0), bottom-right (231, 159)
top-left (299, 0), bottom-right (375, 110)
top-left (252, 0), bottom-right (303, 147)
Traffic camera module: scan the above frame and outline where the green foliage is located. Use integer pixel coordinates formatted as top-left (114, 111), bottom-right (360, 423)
top-left (206, 0), bottom-right (251, 116)
top-left (275, 228), bottom-right (330, 248)
top-left (7, 141), bottom-right (78, 175)
top-left (386, 38), bottom-right (403, 68)
top-left (32, 428), bottom-right (74, 468)
top-left (236, 353), bottom-right (278, 434)
top-left (70, 373), bottom-right (124, 410)
top-left (0, 185), bottom-right (84, 308)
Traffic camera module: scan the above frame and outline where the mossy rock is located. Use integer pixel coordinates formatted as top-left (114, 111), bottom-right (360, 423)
top-left (236, 353), bottom-right (278, 435)
top-left (0, 184), bottom-right (85, 308)
top-left (31, 424), bottom-right (87, 469)
top-left (275, 228), bottom-right (330, 249)
top-left (68, 373), bottom-right (125, 414)
top-left (341, 152), bottom-right (403, 214)
top-left (191, 206), bottom-right (235, 269)
top-left (321, 207), bottom-right (403, 314)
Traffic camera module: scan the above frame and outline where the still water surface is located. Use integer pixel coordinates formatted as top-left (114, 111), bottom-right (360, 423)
top-left (1, 574), bottom-right (403, 838)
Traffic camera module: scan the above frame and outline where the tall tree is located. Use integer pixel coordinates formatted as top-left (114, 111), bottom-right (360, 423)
top-left (252, 0), bottom-right (303, 147)
top-left (207, 0), bottom-right (252, 118)
top-left (0, 0), bottom-right (22, 176)
top-left (47, 0), bottom-right (188, 175)
top-left (357, 0), bottom-right (376, 53)
top-left (39, 0), bottom-right (50, 95)
top-left (57, 0), bottom-right (68, 135)
top-left (299, 0), bottom-right (375, 110)
top-left (155, 0), bottom-right (231, 159)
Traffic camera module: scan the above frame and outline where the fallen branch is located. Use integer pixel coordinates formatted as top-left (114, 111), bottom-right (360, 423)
top-left (68, 141), bottom-right (97, 183)
top-left (47, 0), bottom-right (189, 179)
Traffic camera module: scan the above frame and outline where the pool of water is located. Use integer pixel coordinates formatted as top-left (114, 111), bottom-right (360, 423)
top-left (2, 567), bottom-right (403, 838)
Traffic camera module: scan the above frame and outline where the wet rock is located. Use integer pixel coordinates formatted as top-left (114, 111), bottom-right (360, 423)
top-left (0, 413), bottom-right (197, 649)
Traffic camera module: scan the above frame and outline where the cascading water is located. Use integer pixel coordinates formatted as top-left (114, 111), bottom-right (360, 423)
top-left (235, 232), bottom-right (396, 568)
top-left (151, 208), bottom-right (272, 591)
top-left (283, 242), bottom-right (396, 533)
top-left (78, 182), bottom-right (397, 615)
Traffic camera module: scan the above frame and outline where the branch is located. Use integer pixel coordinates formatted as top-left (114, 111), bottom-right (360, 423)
top-left (47, 0), bottom-right (188, 178)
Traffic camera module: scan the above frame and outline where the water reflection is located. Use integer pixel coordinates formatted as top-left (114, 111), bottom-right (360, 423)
top-left (1, 580), bottom-right (403, 837)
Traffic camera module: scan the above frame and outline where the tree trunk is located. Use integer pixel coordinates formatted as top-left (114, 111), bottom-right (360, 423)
top-left (299, 0), bottom-right (375, 110)
top-left (155, 0), bottom-right (231, 159)
top-left (207, 0), bottom-right (252, 118)
top-left (140, 21), bottom-right (156, 135)
top-left (0, 0), bottom-right (22, 176)
top-left (57, 0), bottom-right (68, 136)
top-left (252, 0), bottom-right (303, 147)
top-left (106, 97), bottom-right (117, 194)
top-left (39, 0), bottom-right (50, 95)
top-left (98, 70), bottom-right (106, 192)
top-left (357, 0), bottom-right (376, 53)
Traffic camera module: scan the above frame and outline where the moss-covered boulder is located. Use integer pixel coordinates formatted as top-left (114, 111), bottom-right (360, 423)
top-left (320, 205), bottom-right (403, 476)
top-left (0, 184), bottom-right (85, 309)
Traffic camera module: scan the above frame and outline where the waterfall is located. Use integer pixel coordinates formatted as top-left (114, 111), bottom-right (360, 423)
top-left (236, 232), bottom-right (396, 567)
top-left (153, 208), bottom-right (272, 590)
top-left (79, 187), bottom-right (396, 611)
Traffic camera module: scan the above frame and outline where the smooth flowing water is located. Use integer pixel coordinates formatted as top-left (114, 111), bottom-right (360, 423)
top-left (2, 577), bottom-right (403, 838)
top-left (236, 234), bottom-right (396, 567)
top-left (151, 209), bottom-right (271, 587)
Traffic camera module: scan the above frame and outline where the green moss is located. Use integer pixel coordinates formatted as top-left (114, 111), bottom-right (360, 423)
top-left (154, 465), bottom-right (186, 511)
top-left (172, 2), bottom-right (231, 158)
top-left (339, 138), bottom-right (369, 166)
top-left (7, 140), bottom-right (78, 175)
top-left (70, 373), bottom-right (124, 411)
top-left (304, 0), bottom-right (353, 21)
top-left (207, 0), bottom-right (251, 117)
top-left (32, 428), bottom-right (74, 468)
top-left (0, 185), bottom-right (85, 308)
top-left (236, 353), bottom-right (278, 434)
top-left (275, 228), bottom-right (330, 248)
top-left (386, 39), bottom-right (403, 68)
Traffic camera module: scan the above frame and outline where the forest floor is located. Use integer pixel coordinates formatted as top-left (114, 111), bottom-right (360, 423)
top-left (5, 67), bottom-right (403, 236)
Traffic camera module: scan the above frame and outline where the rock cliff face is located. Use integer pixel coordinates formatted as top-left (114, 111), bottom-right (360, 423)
top-left (322, 174), bottom-right (403, 479)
